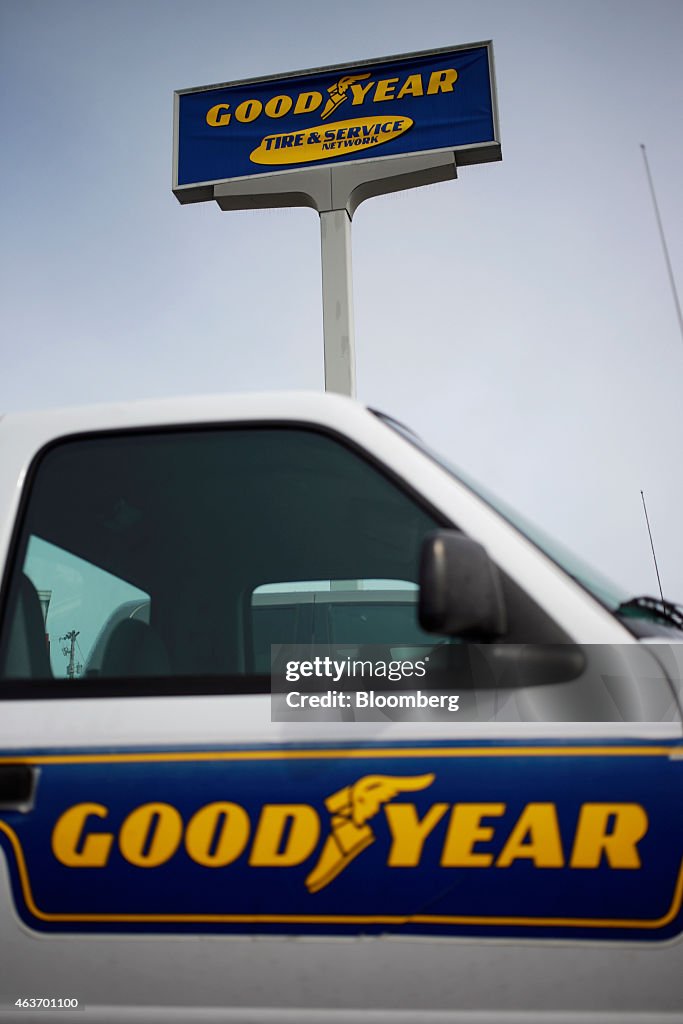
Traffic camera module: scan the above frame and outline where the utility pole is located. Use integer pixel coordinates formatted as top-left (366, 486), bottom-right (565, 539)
top-left (60, 630), bottom-right (81, 679)
top-left (640, 144), bottom-right (683, 346)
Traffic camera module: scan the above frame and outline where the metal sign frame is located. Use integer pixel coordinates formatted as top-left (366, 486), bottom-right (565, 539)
top-left (173, 41), bottom-right (501, 203)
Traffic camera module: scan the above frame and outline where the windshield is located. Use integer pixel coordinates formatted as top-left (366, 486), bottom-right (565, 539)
top-left (376, 415), bottom-right (630, 611)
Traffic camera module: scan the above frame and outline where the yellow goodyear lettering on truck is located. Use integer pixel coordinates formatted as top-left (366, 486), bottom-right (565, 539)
top-left (0, 741), bottom-right (681, 939)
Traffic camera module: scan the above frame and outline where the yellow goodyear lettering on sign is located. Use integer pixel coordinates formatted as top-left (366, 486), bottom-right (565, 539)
top-left (249, 116), bottom-right (414, 166)
top-left (206, 68), bottom-right (459, 130)
top-left (206, 104), bottom-right (232, 127)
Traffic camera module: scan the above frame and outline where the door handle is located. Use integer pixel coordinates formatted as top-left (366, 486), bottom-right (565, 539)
top-left (0, 765), bottom-right (36, 811)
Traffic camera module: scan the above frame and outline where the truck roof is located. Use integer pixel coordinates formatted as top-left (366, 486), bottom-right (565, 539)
top-left (0, 389), bottom-right (370, 434)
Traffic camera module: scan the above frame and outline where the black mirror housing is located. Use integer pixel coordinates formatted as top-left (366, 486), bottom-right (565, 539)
top-left (419, 530), bottom-right (507, 640)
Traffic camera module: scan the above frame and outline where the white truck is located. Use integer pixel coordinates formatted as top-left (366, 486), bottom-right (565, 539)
top-left (0, 390), bottom-right (681, 1022)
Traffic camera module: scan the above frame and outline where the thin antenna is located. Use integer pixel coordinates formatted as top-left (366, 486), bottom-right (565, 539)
top-left (640, 490), bottom-right (665, 605)
top-left (640, 144), bottom-right (683, 345)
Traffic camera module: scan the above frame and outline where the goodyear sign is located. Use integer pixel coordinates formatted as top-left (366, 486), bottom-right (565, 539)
top-left (173, 43), bottom-right (500, 198)
top-left (1, 741), bottom-right (682, 940)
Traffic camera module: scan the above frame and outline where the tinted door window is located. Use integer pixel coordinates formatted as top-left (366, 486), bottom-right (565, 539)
top-left (0, 428), bottom-right (440, 681)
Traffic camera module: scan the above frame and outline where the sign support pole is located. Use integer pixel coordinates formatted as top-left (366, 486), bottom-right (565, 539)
top-left (210, 151), bottom-right (459, 397)
top-left (320, 209), bottom-right (356, 397)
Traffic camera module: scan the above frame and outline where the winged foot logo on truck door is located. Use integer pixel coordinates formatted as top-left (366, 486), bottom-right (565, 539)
top-left (305, 773), bottom-right (435, 892)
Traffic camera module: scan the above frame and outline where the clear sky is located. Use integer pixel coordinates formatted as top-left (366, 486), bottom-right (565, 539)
top-left (1, 0), bottom-right (682, 604)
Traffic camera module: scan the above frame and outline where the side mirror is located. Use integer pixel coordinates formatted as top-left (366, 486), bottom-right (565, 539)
top-left (419, 530), bottom-right (507, 640)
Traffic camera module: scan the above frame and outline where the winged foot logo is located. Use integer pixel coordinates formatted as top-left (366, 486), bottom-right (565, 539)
top-left (306, 773), bottom-right (435, 893)
top-left (320, 74), bottom-right (372, 120)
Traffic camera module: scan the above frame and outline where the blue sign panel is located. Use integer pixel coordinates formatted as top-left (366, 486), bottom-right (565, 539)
top-left (173, 43), bottom-right (500, 196)
top-left (1, 740), bottom-right (682, 940)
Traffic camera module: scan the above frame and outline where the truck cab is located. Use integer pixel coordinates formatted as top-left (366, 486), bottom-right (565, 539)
top-left (0, 391), bottom-right (681, 1021)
